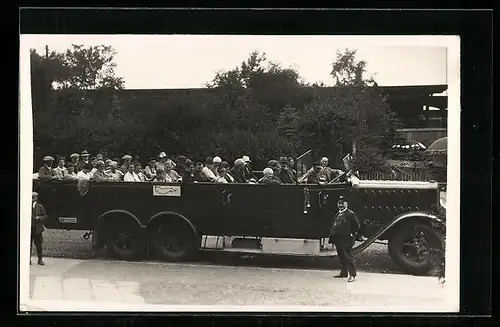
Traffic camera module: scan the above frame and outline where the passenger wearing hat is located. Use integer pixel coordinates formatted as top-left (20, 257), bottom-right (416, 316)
top-left (328, 195), bottom-right (361, 282)
top-left (134, 162), bottom-right (147, 182)
top-left (104, 159), bottom-right (113, 171)
top-left (92, 160), bottom-right (108, 182)
top-left (107, 161), bottom-right (124, 181)
top-left (267, 160), bottom-right (283, 184)
top-left (119, 154), bottom-right (133, 174)
top-left (307, 162), bottom-right (327, 184)
top-left (96, 153), bottom-right (104, 161)
top-left (174, 155), bottom-right (188, 176)
top-left (77, 150), bottom-right (91, 172)
top-left (164, 160), bottom-right (182, 183)
top-left (241, 155), bottom-right (256, 181)
top-left (53, 157), bottom-right (68, 180)
top-left (38, 156), bottom-right (56, 181)
top-left (230, 158), bottom-right (248, 183)
top-left (215, 161), bottom-right (235, 184)
top-left (259, 167), bottom-right (282, 185)
top-left (65, 163), bottom-right (78, 180)
top-left (31, 191), bottom-right (47, 265)
top-left (201, 157), bottom-right (217, 182)
top-left (144, 157), bottom-right (158, 181)
top-left (77, 163), bottom-right (93, 181)
top-left (156, 152), bottom-right (168, 171)
top-left (69, 153), bottom-right (80, 172)
top-left (182, 159), bottom-right (197, 183)
top-left (278, 156), bottom-right (295, 184)
top-left (211, 156), bottom-right (222, 176)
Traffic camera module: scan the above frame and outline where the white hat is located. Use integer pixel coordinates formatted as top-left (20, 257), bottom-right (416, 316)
top-left (213, 156), bottom-right (222, 163)
top-left (159, 152), bottom-right (167, 158)
top-left (242, 155), bottom-right (251, 162)
top-left (110, 161), bottom-right (118, 167)
top-left (122, 154), bottom-right (132, 160)
top-left (263, 167), bottom-right (274, 175)
top-left (321, 157), bottom-right (329, 162)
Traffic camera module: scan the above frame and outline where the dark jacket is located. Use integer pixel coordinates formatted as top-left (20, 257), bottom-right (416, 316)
top-left (38, 166), bottom-right (55, 181)
top-left (32, 202), bottom-right (47, 235)
top-left (279, 168), bottom-right (295, 184)
top-left (329, 209), bottom-right (361, 240)
top-left (243, 165), bottom-right (255, 180)
top-left (182, 170), bottom-right (196, 183)
top-left (259, 174), bottom-right (282, 185)
top-left (230, 167), bottom-right (247, 183)
top-left (307, 171), bottom-right (323, 184)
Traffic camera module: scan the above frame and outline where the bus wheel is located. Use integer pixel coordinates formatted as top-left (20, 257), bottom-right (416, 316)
top-left (149, 218), bottom-right (197, 262)
top-left (105, 219), bottom-right (146, 261)
top-left (388, 223), bottom-right (444, 276)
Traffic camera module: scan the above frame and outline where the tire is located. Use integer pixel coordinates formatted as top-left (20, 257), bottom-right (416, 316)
top-left (103, 218), bottom-right (146, 261)
top-left (388, 223), bottom-right (445, 276)
top-left (149, 218), bottom-right (197, 262)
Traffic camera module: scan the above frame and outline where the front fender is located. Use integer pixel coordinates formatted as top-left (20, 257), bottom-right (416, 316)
top-left (353, 211), bottom-right (444, 254)
top-left (93, 209), bottom-right (145, 250)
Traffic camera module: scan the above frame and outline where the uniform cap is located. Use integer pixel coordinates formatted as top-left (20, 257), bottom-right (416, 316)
top-left (81, 150), bottom-right (90, 156)
top-left (43, 155), bottom-right (54, 161)
top-left (159, 152), bottom-right (167, 158)
top-left (338, 195), bottom-right (347, 202)
top-left (213, 156), bottom-right (222, 163)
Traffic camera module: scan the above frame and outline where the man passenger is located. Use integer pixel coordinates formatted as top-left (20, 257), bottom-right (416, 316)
top-left (92, 160), bottom-right (109, 182)
top-left (120, 154), bottom-right (132, 174)
top-left (259, 167), bottom-right (282, 185)
top-left (156, 152), bottom-right (168, 171)
top-left (38, 156), bottom-right (56, 181)
top-left (230, 158), bottom-right (248, 183)
top-left (242, 155), bottom-right (256, 182)
top-left (216, 161), bottom-right (235, 183)
top-left (144, 157), bottom-right (157, 181)
top-left (107, 161), bottom-right (124, 181)
top-left (77, 150), bottom-right (91, 172)
top-left (77, 163), bottom-right (92, 180)
top-left (267, 160), bottom-right (283, 183)
top-left (135, 162), bottom-right (147, 181)
top-left (278, 157), bottom-right (295, 184)
top-left (174, 155), bottom-right (188, 176)
top-left (65, 163), bottom-right (78, 180)
top-left (307, 162), bottom-right (327, 184)
top-left (69, 153), bottom-right (80, 172)
top-left (53, 157), bottom-right (67, 180)
top-left (212, 156), bottom-right (222, 176)
top-left (194, 162), bottom-right (207, 182)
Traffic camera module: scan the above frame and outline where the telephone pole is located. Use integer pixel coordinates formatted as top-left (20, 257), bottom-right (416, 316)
top-left (45, 45), bottom-right (48, 59)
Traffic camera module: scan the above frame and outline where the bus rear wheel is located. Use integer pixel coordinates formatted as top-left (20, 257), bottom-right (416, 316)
top-left (149, 218), bottom-right (197, 262)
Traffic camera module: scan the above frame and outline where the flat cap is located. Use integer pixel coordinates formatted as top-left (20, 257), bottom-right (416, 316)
top-left (220, 161), bottom-right (229, 168)
top-left (122, 154), bottom-right (132, 160)
top-left (81, 150), bottom-right (90, 156)
top-left (70, 153), bottom-right (80, 159)
top-left (43, 155), bottom-right (54, 161)
top-left (158, 152), bottom-right (167, 158)
top-left (267, 160), bottom-right (280, 168)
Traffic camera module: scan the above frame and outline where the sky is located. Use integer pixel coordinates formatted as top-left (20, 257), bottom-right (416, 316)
top-left (24, 35), bottom-right (448, 92)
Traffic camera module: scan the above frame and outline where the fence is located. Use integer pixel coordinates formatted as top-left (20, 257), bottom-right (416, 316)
top-left (359, 170), bottom-right (433, 181)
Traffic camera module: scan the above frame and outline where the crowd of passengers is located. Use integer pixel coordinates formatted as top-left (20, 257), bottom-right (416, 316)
top-left (36, 150), bottom-right (344, 185)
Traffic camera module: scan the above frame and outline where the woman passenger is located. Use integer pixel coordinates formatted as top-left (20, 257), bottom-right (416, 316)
top-left (215, 161), bottom-right (235, 183)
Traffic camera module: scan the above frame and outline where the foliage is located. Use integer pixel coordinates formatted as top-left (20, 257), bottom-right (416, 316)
top-left (32, 48), bottom-right (401, 173)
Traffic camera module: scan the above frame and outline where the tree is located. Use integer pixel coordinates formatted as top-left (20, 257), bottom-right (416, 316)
top-left (330, 49), bottom-right (377, 87)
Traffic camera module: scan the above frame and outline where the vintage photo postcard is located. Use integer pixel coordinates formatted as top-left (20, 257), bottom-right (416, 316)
top-left (19, 34), bottom-right (460, 312)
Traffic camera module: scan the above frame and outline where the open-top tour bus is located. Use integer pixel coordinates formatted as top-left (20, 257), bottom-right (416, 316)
top-left (33, 152), bottom-right (446, 275)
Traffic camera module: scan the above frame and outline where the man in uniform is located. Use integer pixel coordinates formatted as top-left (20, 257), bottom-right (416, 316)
top-left (329, 195), bottom-right (361, 282)
top-left (31, 192), bottom-right (47, 265)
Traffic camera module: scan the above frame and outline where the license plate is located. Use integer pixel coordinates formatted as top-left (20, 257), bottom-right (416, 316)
top-left (58, 217), bottom-right (77, 224)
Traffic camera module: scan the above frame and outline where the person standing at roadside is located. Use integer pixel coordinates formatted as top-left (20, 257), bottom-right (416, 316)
top-left (328, 195), bottom-right (361, 282)
top-left (31, 192), bottom-right (46, 265)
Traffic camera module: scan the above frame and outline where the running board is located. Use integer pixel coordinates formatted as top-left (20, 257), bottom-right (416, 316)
top-left (201, 247), bottom-right (338, 257)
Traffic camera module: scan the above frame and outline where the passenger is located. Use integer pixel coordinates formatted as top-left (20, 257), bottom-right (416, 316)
top-left (215, 161), bottom-right (235, 183)
top-left (124, 163), bottom-right (141, 182)
top-left (144, 157), bottom-right (157, 181)
top-left (135, 162), bottom-right (147, 182)
top-left (242, 155), bottom-right (256, 182)
top-left (107, 161), bottom-right (124, 181)
top-left (53, 157), bottom-right (68, 180)
top-left (69, 153), bottom-right (80, 172)
top-left (104, 159), bottom-right (112, 171)
top-left (174, 155), bottom-right (188, 176)
top-left (65, 163), bottom-right (78, 180)
top-left (201, 157), bottom-right (217, 182)
top-left (319, 157), bottom-right (335, 182)
top-left (194, 162), bottom-right (207, 182)
top-left (259, 167), bottom-right (282, 185)
top-left (156, 152), bottom-right (168, 171)
top-left (96, 153), bottom-right (104, 161)
top-left (182, 159), bottom-right (196, 183)
top-left (267, 160), bottom-right (283, 184)
top-left (287, 156), bottom-right (297, 180)
top-left (38, 156), bottom-right (56, 181)
top-left (119, 154), bottom-right (133, 174)
top-left (92, 160), bottom-right (108, 182)
top-left (230, 158), bottom-right (248, 183)
top-left (212, 156), bottom-right (222, 176)
top-left (153, 168), bottom-right (167, 182)
top-left (77, 150), bottom-right (91, 172)
top-left (307, 162), bottom-right (327, 184)
top-left (133, 155), bottom-right (141, 164)
top-left (89, 157), bottom-right (98, 178)
top-left (278, 157), bottom-right (295, 184)
top-left (165, 160), bottom-right (182, 182)
top-left (77, 163), bottom-right (92, 180)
